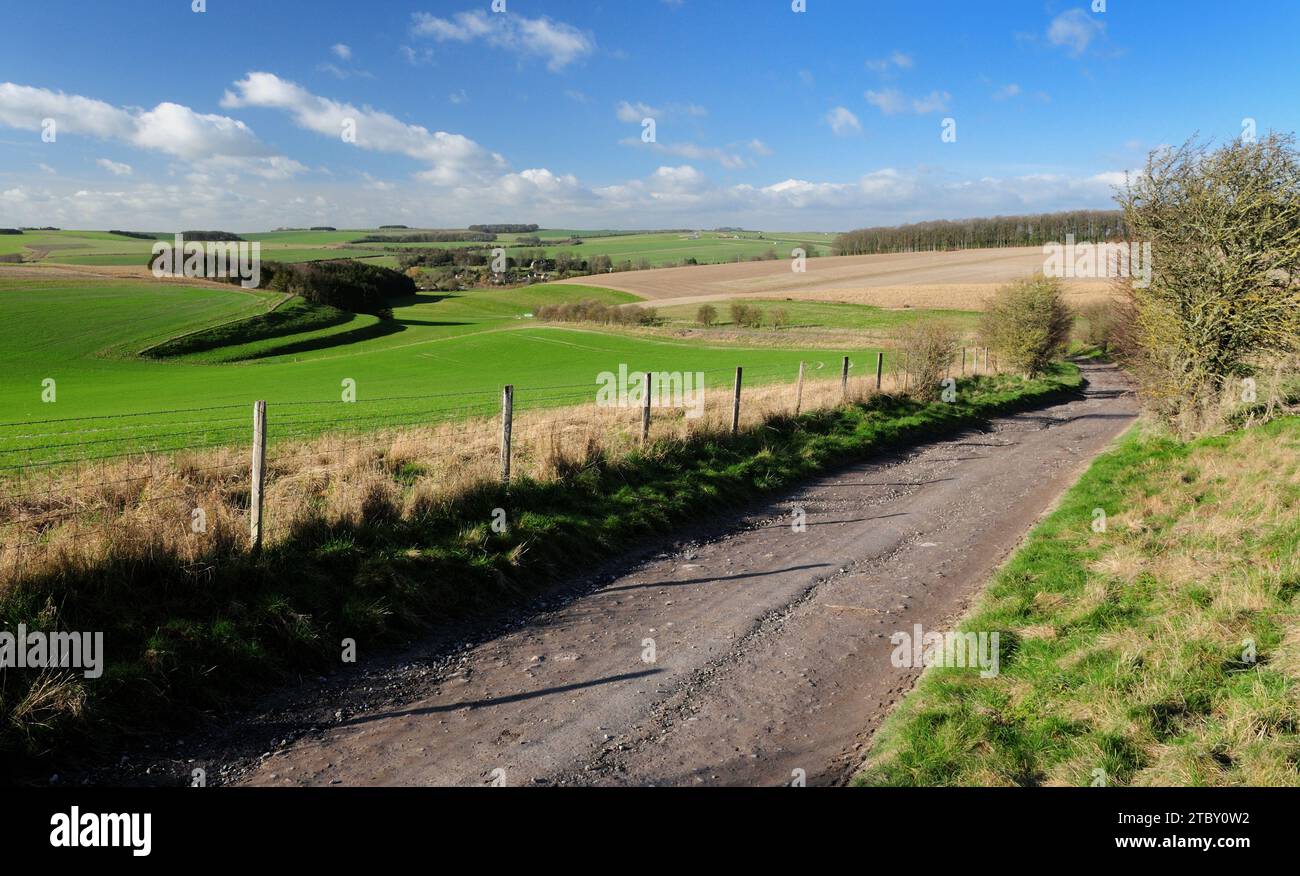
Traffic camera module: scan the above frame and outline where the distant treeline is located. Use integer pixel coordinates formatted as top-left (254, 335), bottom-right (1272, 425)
top-left (833, 210), bottom-right (1128, 255)
top-left (352, 231), bottom-right (496, 244)
top-left (469, 224), bottom-right (538, 234)
top-left (534, 299), bottom-right (657, 327)
top-left (179, 230), bottom-right (245, 242)
top-left (310, 226), bottom-right (337, 232)
top-left (20, 226), bottom-right (59, 231)
top-left (0, 229), bottom-right (22, 235)
top-left (379, 224), bottom-right (409, 229)
top-left (109, 230), bottom-right (158, 240)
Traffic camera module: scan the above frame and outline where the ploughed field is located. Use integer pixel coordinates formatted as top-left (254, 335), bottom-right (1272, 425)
top-left (551, 245), bottom-right (1115, 310)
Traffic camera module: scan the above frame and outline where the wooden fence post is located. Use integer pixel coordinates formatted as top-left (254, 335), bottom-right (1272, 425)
top-left (875, 351), bottom-right (884, 391)
top-left (961, 347), bottom-right (967, 375)
top-left (500, 384), bottom-right (514, 484)
top-left (841, 356), bottom-right (850, 402)
top-left (794, 361), bottom-right (805, 416)
top-left (250, 400), bottom-right (266, 552)
top-left (640, 371), bottom-right (652, 445)
top-left (731, 366), bottom-right (743, 434)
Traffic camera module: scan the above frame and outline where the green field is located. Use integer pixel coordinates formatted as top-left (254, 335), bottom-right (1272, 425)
top-left (0, 275), bottom-right (873, 467)
top-left (0, 228), bottom-right (836, 269)
top-left (378, 230), bottom-right (836, 265)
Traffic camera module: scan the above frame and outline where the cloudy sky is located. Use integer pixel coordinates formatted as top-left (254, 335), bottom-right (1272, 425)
top-left (0, 0), bottom-right (1295, 231)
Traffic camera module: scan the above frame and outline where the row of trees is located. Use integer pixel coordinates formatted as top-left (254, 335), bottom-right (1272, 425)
top-left (833, 210), bottom-right (1128, 255)
top-left (354, 231), bottom-right (496, 244)
top-left (469, 224), bottom-right (539, 234)
top-left (256, 261), bottom-right (416, 316)
top-left (534, 299), bottom-right (658, 326)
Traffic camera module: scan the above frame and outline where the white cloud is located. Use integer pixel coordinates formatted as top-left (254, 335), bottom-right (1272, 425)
top-left (616, 100), bottom-right (661, 123)
top-left (96, 158), bottom-right (132, 176)
top-left (331, 43), bottom-right (352, 61)
top-left (615, 100), bottom-right (705, 123)
top-left (0, 164), bottom-right (1127, 234)
top-left (864, 89), bottom-right (907, 115)
top-left (621, 138), bottom-right (748, 169)
top-left (411, 9), bottom-right (595, 71)
top-left (400, 45), bottom-right (434, 66)
top-left (825, 106), bottom-right (861, 136)
top-left (1047, 9), bottom-right (1104, 57)
top-left (993, 83), bottom-right (1021, 100)
top-left (0, 82), bottom-right (305, 179)
top-left (221, 72), bottom-right (506, 185)
top-left (747, 139), bottom-right (772, 157)
top-left (866, 50), bottom-right (914, 72)
top-left (865, 88), bottom-right (950, 115)
top-left (910, 90), bottom-right (951, 114)
top-left (449, 89), bottom-right (469, 105)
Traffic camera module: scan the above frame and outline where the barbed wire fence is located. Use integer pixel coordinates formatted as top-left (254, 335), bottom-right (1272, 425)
top-left (0, 347), bottom-right (999, 583)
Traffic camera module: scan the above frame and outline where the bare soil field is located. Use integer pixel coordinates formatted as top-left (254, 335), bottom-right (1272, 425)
top-left (551, 246), bottom-right (1114, 310)
top-left (0, 262), bottom-right (237, 288)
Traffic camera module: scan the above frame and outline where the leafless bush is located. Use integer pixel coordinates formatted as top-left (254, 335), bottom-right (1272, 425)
top-left (893, 321), bottom-right (960, 400)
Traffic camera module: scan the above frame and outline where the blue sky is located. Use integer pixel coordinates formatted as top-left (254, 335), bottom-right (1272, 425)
top-left (1, 0), bottom-right (1296, 231)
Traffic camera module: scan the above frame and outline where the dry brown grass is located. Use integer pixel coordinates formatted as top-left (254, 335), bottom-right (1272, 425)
top-left (0, 367), bottom-right (932, 588)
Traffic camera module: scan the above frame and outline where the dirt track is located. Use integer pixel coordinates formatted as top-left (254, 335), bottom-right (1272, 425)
top-left (226, 361), bottom-right (1136, 787)
top-left (550, 246), bottom-right (1113, 310)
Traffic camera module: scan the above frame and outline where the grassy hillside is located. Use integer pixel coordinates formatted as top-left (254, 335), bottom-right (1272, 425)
top-left (0, 276), bottom-right (874, 464)
top-left (856, 416), bottom-right (1300, 787)
top-left (143, 297), bottom-right (353, 361)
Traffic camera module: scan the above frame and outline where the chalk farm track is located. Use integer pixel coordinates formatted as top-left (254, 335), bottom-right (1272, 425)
top-left (194, 360), bottom-right (1136, 788)
top-left (551, 246), bottom-right (1114, 311)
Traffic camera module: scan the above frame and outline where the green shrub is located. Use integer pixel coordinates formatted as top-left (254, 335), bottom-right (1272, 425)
top-left (1117, 134), bottom-right (1300, 435)
top-left (1076, 301), bottom-right (1118, 351)
top-left (980, 276), bottom-right (1073, 377)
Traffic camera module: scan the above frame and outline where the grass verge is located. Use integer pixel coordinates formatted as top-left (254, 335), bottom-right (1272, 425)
top-left (0, 364), bottom-right (1082, 777)
top-left (855, 415), bottom-right (1300, 787)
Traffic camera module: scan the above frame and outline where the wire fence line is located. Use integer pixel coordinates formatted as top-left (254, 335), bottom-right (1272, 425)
top-left (0, 348), bottom-right (998, 579)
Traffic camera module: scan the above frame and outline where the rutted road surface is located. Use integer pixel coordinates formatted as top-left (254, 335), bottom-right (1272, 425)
top-left (241, 361), bottom-right (1137, 787)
